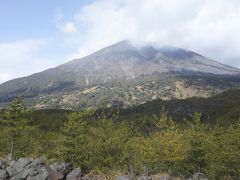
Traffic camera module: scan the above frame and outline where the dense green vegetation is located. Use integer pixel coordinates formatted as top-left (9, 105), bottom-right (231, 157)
top-left (0, 91), bottom-right (240, 179)
top-left (121, 88), bottom-right (240, 126)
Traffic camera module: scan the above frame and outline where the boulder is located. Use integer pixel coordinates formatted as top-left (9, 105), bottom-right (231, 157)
top-left (137, 176), bottom-right (152, 180)
top-left (27, 166), bottom-right (57, 180)
top-left (26, 158), bottom-right (45, 169)
top-left (0, 169), bottom-right (8, 180)
top-left (5, 158), bottom-right (58, 180)
top-left (10, 169), bottom-right (31, 179)
top-left (66, 168), bottom-right (82, 180)
top-left (192, 173), bottom-right (208, 180)
top-left (8, 158), bottom-right (44, 179)
top-left (81, 176), bottom-right (95, 180)
top-left (6, 157), bottom-right (33, 177)
top-left (115, 176), bottom-right (132, 180)
top-left (0, 160), bottom-right (7, 169)
top-left (151, 174), bottom-right (171, 180)
top-left (50, 162), bottom-right (72, 179)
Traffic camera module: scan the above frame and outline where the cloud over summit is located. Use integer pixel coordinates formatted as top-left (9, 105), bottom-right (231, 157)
top-left (1, 0), bottom-right (240, 83)
top-left (58, 0), bottom-right (240, 67)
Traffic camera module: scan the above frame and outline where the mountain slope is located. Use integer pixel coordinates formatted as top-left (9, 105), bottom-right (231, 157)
top-left (120, 88), bottom-right (240, 125)
top-left (28, 88), bottom-right (240, 132)
top-left (0, 40), bottom-right (240, 109)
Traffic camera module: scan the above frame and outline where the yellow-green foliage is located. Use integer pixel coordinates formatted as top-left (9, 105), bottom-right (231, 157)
top-left (0, 102), bottom-right (240, 179)
top-left (206, 123), bottom-right (240, 179)
top-left (0, 98), bottom-right (38, 159)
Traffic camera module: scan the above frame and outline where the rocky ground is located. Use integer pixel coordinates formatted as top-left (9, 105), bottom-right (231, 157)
top-left (0, 158), bottom-right (208, 180)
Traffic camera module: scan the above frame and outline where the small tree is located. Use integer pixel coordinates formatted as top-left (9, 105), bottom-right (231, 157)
top-left (152, 108), bottom-right (187, 175)
top-left (0, 97), bottom-right (31, 159)
top-left (60, 110), bottom-right (94, 168)
top-left (186, 136), bottom-right (207, 173)
top-left (184, 112), bottom-right (208, 176)
top-left (154, 107), bottom-right (176, 133)
top-left (87, 119), bottom-right (131, 171)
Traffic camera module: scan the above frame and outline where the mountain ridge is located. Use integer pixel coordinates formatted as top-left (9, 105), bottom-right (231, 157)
top-left (0, 40), bottom-right (240, 109)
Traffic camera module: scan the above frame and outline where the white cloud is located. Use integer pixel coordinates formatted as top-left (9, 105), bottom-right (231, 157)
top-left (57, 0), bottom-right (240, 67)
top-left (60, 22), bottom-right (78, 34)
top-left (0, 73), bottom-right (10, 83)
top-left (0, 40), bottom-right (44, 65)
top-left (2, 1), bottom-right (239, 83)
top-left (0, 39), bottom-right (55, 84)
top-left (55, 8), bottom-right (78, 35)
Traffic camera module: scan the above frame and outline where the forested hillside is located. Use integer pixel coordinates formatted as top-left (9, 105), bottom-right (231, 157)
top-left (24, 88), bottom-right (240, 132)
top-left (0, 89), bottom-right (240, 179)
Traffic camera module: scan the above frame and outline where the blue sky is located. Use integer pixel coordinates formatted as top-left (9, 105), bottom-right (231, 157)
top-left (0, 0), bottom-right (94, 82)
top-left (0, 0), bottom-right (93, 62)
top-left (0, 0), bottom-right (240, 83)
top-left (0, 1), bottom-right (93, 41)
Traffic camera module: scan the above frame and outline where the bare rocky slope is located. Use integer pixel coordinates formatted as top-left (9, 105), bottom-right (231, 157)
top-left (0, 40), bottom-right (240, 109)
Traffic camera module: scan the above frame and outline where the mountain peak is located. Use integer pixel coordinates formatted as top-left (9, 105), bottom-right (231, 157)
top-left (114, 39), bottom-right (132, 46)
top-left (96, 40), bottom-right (204, 60)
top-left (100, 40), bottom-right (134, 53)
top-left (0, 40), bottom-right (240, 110)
